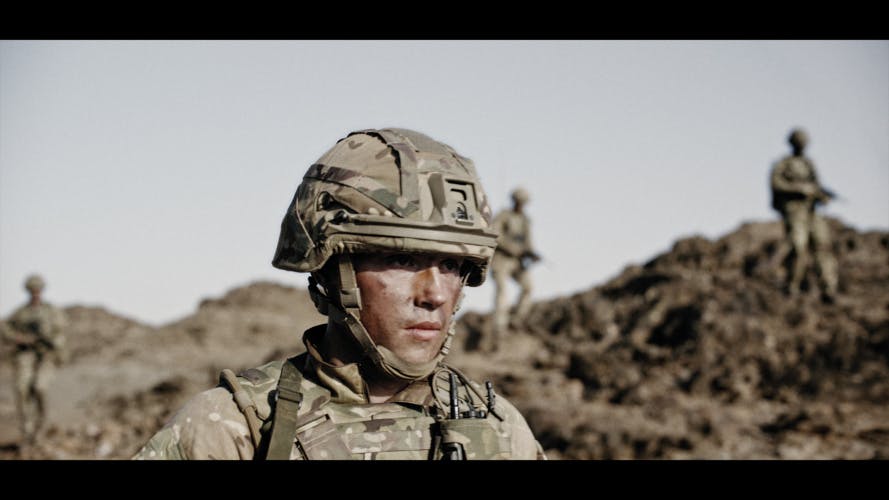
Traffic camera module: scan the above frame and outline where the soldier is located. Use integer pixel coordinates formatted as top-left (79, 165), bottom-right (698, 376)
top-left (2, 274), bottom-right (67, 446)
top-left (134, 128), bottom-right (546, 460)
top-left (770, 128), bottom-right (839, 303)
top-left (489, 187), bottom-right (540, 351)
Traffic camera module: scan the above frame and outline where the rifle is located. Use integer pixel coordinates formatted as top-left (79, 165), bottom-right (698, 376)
top-left (817, 186), bottom-right (844, 205)
top-left (2, 321), bottom-right (41, 348)
top-left (520, 250), bottom-right (542, 270)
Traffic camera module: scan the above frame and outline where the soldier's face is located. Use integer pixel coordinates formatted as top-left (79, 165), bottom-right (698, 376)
top-left (354, 252), bottom-right (464, 365)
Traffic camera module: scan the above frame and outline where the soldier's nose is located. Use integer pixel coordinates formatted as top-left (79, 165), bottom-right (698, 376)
top-left (415, 267), bottom-right (446, 310)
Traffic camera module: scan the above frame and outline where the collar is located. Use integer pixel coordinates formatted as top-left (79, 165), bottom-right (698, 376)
top-left (301, 324), bottom-right (435, 406)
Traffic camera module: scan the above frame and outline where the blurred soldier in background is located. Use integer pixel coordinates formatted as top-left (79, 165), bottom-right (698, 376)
top-left (489, 187), bottom-right (540, 351)
top-left (770, 128), bottom-right (839, 303)
top-left (2, 274), bottom-right (67, 446)
top-left (134, 128), bottom-right (545, 460)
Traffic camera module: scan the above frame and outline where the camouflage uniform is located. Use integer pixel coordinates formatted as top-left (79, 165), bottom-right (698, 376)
top-left (1, 275), bottom-right (67, 444)
top-left (134, 128), bottom-right (546, 460)
top-left (490, 188), bottom-right (537, 349)
top-left (770, 129), bottom-right (838, 301)
top-left (134, 325), bottom-right (545, 460)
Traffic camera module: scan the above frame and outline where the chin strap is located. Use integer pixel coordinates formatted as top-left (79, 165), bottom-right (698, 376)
top-left (307, 254), bottom-right (462, 382)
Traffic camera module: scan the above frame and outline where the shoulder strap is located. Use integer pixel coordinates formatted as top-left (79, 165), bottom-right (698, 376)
top-left (264, 355), bottom-right (354, 460)
top-left (264, 356), bottom-right (306, 460)
top-left (220, 354), bottom-right (354, 460)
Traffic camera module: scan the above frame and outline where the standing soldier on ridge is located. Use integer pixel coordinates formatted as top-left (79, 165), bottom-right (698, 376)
top-left (489, 187), bottom-right (539, 351)
top-left (2, 274), bottom-right (67, 448)
top-left (770, 128), bottom-right (839, 303)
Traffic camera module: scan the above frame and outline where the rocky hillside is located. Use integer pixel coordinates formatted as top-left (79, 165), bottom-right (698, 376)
top-left (455, 218), bottom-right (889, 459)
top-left (1, 217), bottom-right (887, 459)
top-left (0, 282), bottom-right (324, 459)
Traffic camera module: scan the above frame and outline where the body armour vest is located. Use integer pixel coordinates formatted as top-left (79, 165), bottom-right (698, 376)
top-left (771, 156), bottom-right (817, 211)
top-left (219, 353), bottom-right (516, 460)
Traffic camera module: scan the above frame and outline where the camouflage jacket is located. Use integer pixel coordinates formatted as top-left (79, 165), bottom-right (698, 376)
top-left (770, 154), bottom-right (823, 211)
top-left (134, 325), bottom-right (546, 460)
top-left (2, 302), bottom-right (66, 354)
top-left (492, 209), bottom-right (534, 259)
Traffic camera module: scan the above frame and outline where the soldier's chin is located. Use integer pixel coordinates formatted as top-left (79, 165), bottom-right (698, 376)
top-left (394, 349), bottom-right (439, 366)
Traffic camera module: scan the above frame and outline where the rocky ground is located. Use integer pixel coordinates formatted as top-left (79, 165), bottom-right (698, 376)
top-left (0, 282), bottom-right (323, 459)
top-left (2, 217), bottom-right (887, 460)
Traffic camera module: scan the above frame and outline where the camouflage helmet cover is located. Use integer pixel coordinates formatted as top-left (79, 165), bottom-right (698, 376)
top-left (511, 187), bottom-right (530, 204)
top-left (24, 274), bottom-right (45, 292)
top-left (272, 128), bottom-right (499, 286)
top-left (788, 128), bottom-right (809, 149)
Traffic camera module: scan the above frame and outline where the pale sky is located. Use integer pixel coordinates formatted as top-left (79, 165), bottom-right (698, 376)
top-left (2, 40), bottom-right (887, 326)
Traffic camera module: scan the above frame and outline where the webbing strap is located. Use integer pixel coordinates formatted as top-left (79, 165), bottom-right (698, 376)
top-left (337, 255), bottom-right (362, 313)
top-left (334, 254), bottom-right (440, 381)
top-left (264, 358), bottom-right (305, 460)
top-left (334, 255), bottom-right (380, 363)
top-left (219, 369), bottom-right (263, 448)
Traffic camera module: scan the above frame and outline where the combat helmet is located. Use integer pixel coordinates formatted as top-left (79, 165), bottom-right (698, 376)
top-left (24, 274), bottom-right (45, 293)
top-left (273, 128), bottom-right (499, 381)
top-left (511, 187), bottom-right (530, 205)
top-left (788, 128), bottom-right (809, 150)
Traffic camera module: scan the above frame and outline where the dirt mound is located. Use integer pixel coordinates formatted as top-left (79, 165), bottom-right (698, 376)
top-left (0, 281), bottom-right (323, 459)
top-left (2, 219), bottom-right (887, 459)
top-left (453, 218), bottom-right (889, 459)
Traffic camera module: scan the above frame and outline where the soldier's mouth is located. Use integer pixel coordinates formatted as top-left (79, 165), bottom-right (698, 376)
top-left (405, 321), bottom-right (442, 341)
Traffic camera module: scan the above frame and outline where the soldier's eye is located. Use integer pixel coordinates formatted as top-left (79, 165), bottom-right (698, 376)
top-left (385, 254), bottom-right (416, 268)
top-left (440, 259), bottom-right (461, 273)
